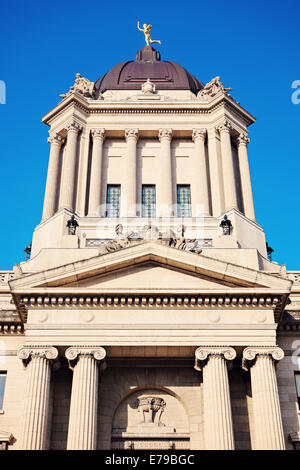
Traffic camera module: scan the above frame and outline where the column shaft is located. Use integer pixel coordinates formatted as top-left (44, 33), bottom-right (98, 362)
top-left (207, 128), bottom-right (224, 215)
top-left (66, 347), bottom-right (106, 450)
top-left (59, 121), bottom-right (81, 211)
top-left (217, 121), bottom-right (238, 210)
top-left (124, 129), bottom-right (138, 217)
top-left (192, 129), bottom-right (210, 216)
top-left (88, 129), bottom-right (105, 216)
top-left (243, 348), bottom-right (285, 450)
top-left (18, 347), bottom-right (58, 450)
top-left (195, 347), bottom-right (236, 450)
top-left (158, 129), bottom-right (173, 217)
top-left (237, 134), bottom-right (255, 220)
top-left (42, 134), bottom-right (64, 221)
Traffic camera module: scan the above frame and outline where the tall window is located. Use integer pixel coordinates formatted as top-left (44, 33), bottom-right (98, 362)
top-left (295, 372), bottom-right (300, 409)
top-left (106, 185), bottom-right (121, 217)
top-left (177, 185), bottom-right (191, 217)
top-left (0, 373), bottom-right (7, 410)
top-left (142, 185), bottom-right (156, 217)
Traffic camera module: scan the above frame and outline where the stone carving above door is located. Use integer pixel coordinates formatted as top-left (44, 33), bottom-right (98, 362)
top-left (132, 396), bottom-right (166, 426)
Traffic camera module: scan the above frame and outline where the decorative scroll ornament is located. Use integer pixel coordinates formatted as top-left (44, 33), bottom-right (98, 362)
top-left (48, 133), bottom-right (65, 146)
top-left (18, 346), bottom-right (58, 365)
top-left (132, 397), bottom-right (166, 425)
top-left (65, 346), bottom-right (106, 368)
top-left (237, 132), bottom-right (250, 146)
top-left (242, 346), bottom-right (284, 371)
top-left (197, 76), bottom-right (232, 100)
top-left (192, 128), bottom-right (206, 142)
top-left (141, 78), bottom-right (156, 94)
top-left (91, 128), bottom-right (106, 141)
top-left (125, 128), bottom-right (139, 141)
top-left (194, 346), bottom-right (236, 371)
top-left (60, 73), bottom-right (95, 99)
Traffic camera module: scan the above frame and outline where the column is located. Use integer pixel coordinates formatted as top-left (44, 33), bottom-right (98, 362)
top-left (42, 134), bottom-right (65, 221)
top-left (237, 133), bottom-right (256, 221)
top-left (217, 120), bottom-right (238, 211)
top-left (18, 346), bottom-right (58, 450)
top-left (88, 129), bottom-right (106, 216)
top-left (158, 128), bottom-right (173, 217)
top-left (59, 120), bottom-right (82, 211)
top-left (124, 128), bottom-right (139, 217)
top-left (207, 128), bottom-right (224, 215)
top-left (195, 346), bottom-right (236, 450)
top-left (242, 346), bottom-right (285, 450)
top-left (66, 346), bottom-right (106, 450)
top-left (192, 129), bottom-right (210, 216)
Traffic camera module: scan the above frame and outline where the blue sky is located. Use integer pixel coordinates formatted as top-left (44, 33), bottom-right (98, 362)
top-left (0, 0), bottom-right (299, 270)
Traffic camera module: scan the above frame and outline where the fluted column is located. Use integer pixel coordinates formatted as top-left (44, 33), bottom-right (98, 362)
top-left (59, 121), bottom-right (82, 211)
top-left (18, 346), bottom-right (58, 450)
top-left (88, 129), bottom-right (106, 216)
top-left (42, 134), bottom-right (65, 221)
top-left (243, 346), bottom-right (285, 450)
top-left (195, 346), bottom-right (236, 450)
top-left (158, 128), bottom-right (173, 217)
top-left (192, 129), bottom-right (210, 216)
top-left (207, 128), bottom-right (224, 215)
top-left (217, 120), bottom-right (238, 211)
top-left (124, 129), bottom-right (139, 217)
top-left (66, 346), bottom-right (106, 450)
top-left (237, 133), bottom-right (255, 221)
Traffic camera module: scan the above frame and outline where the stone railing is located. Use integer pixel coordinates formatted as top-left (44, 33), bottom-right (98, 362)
top-left (0, 272), bottom-right (15, 285)
top-left (287, 272), bottom-right (300, 284)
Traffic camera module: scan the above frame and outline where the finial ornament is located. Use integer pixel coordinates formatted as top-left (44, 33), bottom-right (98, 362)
top-left (137, 21), bottom-right (161, 46)
top-left (141, 78), bottom-right (156, 94)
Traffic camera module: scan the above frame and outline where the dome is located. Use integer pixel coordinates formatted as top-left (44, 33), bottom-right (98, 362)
top-left (95, 46), bottom-right (204, 96)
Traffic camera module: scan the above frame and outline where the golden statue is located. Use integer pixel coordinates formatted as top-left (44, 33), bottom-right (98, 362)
top-left (137, 22), bottom-right (161, 46)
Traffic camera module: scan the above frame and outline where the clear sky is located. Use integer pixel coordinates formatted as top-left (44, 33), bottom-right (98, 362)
top-left (1, 0), bottom-right (299, 270)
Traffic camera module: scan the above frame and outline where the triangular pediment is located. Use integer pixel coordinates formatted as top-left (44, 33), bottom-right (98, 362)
top-left (10, 241), bottom-right (292, 294)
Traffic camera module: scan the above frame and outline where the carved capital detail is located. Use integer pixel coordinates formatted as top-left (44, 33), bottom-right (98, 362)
top-left (125, 128), bottom-right (139, 142)
top-left (48, 134), bottom-right (65, 147)
top-left (66, 121), bottom-right (82, 134)
top-left (91, 128), bottom-right (106, 141)
top-left (192, 128), bottom-right (206, 142)
top-left (65, 346), bottom-right (106, 368)
top-left (194, 346), bottom-right (236, 370)
top-left (237, 132), bottom-right (250, 146)
top-left (216, 120), bottom-right (232, 134)
top-left (158, 128), bottom-right (173, 142)
top-left (242, 346), bottom-right (284, 371)
top-left (18, 346), bottom-right (58, 365)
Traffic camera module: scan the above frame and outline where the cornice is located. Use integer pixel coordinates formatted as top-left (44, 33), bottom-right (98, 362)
top-left (41, 92), bottom-right (255, 127)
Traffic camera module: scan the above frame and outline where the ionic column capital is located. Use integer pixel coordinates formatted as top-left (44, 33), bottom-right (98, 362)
top-left (195, 346), bottom-right (236, 370)
top-left (65, 346), bottom-right (106, 368)
top-left (91, 128), bottom-right (106, 141)
top-left (237, 132), bottom-right (250, 146)
top-left (216, 119), bottom-right (232, 134)
top-left (18, 346), bottom-right (58, 366)
top-left (192, 128), bottom-right (206, 142)
top-left (47, 134), bottom-right (65, 147)
top-left (66, 120), bottom-right (82, 134)
top-left (158, 128), bottom-right (173, 142)
top-left (125, 128), bottom-right (139, 142)
top-left (242, 346), bottom-right (284, 371)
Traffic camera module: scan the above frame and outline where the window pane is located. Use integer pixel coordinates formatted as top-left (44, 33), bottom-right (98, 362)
top-left (106, 185), bottom-right (120, 218)
top-left (177, 185), bottom-right (191, 217)
top-left (0, 373), bottom-right (7, 410)
top-left (142, 185), bottom-right (156, 218)
top-left (295, 373), bottom-right (300, 408)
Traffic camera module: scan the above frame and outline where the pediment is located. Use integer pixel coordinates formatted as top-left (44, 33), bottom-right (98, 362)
top-left (64, 262), bottom-right (233, 290)
top-left (10, 241), bottom-right (292, 293)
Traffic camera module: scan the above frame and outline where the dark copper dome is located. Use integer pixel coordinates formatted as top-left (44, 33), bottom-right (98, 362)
top-left (95, 46), bottom-right (204, 95)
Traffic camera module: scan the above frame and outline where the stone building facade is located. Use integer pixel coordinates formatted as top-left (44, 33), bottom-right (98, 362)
top-left (0, 44), bottom-right (299, 450)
